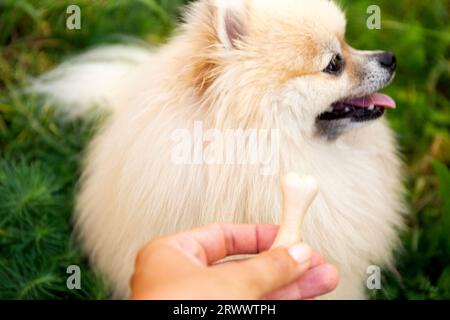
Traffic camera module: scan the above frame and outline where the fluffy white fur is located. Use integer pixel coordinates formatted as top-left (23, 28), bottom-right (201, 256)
top-left (34, 0), bottom-right (404, 299)
top-left (30, 45), bottom-right (153, 117)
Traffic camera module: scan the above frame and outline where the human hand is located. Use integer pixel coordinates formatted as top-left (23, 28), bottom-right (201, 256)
top-left (130, 223), bottom-right (339, 300)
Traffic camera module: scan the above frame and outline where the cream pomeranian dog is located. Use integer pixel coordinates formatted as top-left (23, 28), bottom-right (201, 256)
top-left (33, 0), bottom-right (405, 299)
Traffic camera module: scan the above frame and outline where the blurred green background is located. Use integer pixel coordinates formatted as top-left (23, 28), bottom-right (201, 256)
top-left (0, 0), bottom-right (449, 299)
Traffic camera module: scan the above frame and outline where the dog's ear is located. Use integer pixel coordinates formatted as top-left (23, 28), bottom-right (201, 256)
top-left (214, 0), bottom-right (247, 49)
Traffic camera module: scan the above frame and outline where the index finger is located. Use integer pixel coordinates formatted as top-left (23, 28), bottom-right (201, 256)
top-left (168, 223), bottom-right (279, 265)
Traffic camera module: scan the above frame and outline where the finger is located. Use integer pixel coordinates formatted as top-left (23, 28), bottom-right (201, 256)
top-left (214, 250), bottom-right (324, 268)
top-left (263, 264), bottom-right (339, 300)
top-left (169, 223), bottom-right (279, 265)
top-left (226, 244), bottom-right (313, 298)
top-left (310, 252), bottom-right (325, 268)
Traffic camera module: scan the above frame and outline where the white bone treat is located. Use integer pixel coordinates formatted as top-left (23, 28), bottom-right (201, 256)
top-left (271, 173), bottom-right (319, 249)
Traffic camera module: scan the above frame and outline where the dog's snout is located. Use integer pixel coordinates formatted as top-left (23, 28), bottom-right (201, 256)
top-left (378, 51), bottom-right (397, 71)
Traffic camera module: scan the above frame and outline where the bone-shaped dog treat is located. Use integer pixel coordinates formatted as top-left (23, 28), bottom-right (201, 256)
top-left (271, 172), bottom-right (319, 249)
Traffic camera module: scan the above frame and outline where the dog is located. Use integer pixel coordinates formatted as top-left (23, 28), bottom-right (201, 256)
top-left (33, 0), bottom-right (405, 299)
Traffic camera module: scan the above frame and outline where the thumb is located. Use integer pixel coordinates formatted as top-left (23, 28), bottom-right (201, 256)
top-left (230, 244), bottom-right (312, 298)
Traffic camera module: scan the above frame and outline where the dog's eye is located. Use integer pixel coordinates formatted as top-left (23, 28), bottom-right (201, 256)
top-left (324, 54), bottom-right (344, 75)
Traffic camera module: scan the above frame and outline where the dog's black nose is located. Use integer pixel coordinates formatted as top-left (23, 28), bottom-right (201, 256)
top-left (378, 51), bottom-right (397, 71)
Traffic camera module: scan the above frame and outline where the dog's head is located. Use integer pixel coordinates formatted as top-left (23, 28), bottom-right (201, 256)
top-left (184, 0), bottom-right (396, 139)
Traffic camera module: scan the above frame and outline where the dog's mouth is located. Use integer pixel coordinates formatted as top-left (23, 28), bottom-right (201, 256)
top-left (317, 93), bottom-right (396, 122)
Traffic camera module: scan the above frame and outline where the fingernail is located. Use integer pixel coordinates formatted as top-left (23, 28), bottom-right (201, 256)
top-left (288, 244), bottom-right (312, 264)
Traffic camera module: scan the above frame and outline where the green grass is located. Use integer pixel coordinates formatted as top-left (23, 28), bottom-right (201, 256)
top-left (0, 0), bottom-right (449, 299)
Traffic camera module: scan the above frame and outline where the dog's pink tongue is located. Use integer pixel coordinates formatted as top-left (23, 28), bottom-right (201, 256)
top-left (347, 93), bottom-right (396, 109)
